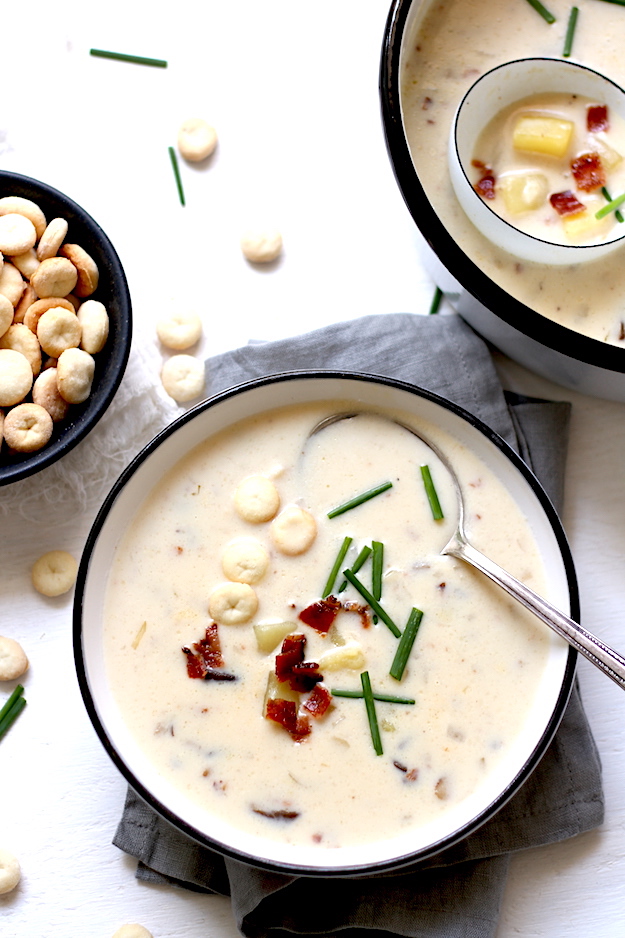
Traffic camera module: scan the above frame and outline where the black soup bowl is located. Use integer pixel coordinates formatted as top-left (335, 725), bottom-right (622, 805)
top-left (74, 371), bottom-right (576, 877)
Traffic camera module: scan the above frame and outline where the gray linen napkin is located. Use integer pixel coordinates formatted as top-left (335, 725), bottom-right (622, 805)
top-left (114, 313), bottom-right (603, 938)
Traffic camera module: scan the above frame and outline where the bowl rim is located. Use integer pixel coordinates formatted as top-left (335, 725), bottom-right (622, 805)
top-left (0, 169), bottom-right (132, 486)
top-left (379, 0), bottom-right (625, 376)
top-left (73, 369), bottom-right (578, 877)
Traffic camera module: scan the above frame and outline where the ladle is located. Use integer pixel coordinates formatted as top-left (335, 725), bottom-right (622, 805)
top-left (310, 412), bottom-right (625, 690)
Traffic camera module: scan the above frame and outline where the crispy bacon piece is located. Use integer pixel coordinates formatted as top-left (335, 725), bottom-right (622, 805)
top-left (275, 634), bottom-right (323, 692)
top-left (472, 162), bottom-right (496, 200)
top-left (275, 633), bottom-right (306, 681)
top-left (182, 623), bottom-right (224, 679)
top-left (289, 661), bottom-right (323, 693)
top-left (343, 600), bottom-right (371, 629)
top-left (587, 104), bottom-right (609, 134)
top-left (252, 805), bottom-right (300, 820)
top-left (550, 190), bottom-right (586, 216)
top-left (266, 698), bottom-right (311, 740)
top-left (302, 683), bottom-right (332, 717)
top-left (571, 152), bottom-right (605, 192)
top-left (298, 595), bottom-right (341, 633)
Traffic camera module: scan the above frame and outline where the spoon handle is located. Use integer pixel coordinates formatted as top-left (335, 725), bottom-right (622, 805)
top-left (445, 534), bottom-right (625, 691)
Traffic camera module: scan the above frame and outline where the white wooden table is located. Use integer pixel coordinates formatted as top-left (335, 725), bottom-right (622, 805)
top-left (2, 2), bottom-right (625, 936)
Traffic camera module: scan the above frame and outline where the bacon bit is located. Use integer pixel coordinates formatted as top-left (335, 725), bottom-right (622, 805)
top-left (303, 683), bottom-right (332, 717)
top-left (393, 760), bottom-right (408, 773)
top-left (620, 322), bottom-right (625, 342)
top-left (266, 698), bottom-right (311, 741)
top-left (550, 190), bottom-right (586, 216)
top-left (252, 805), bottom-right (300, 820)
top-left (275, 633), bottom-right (306, 682)
top-left (312, 833), bottom-right (323, 843)
top-left (571, 152), bottom-right (605, 192)
top-left (298, 595), bottom-right (341, 633)
top-left (588, 104), bottom-right (609, 134)
top-left (405, 768), bottom-right (419, 782)
top-left (289, 661), bottom-right (323, 693)
top-left (474, 167), bottom-right (496, 200)
top-left (182, 623), bottom-right (224, 679)
top-left (422, 96), bottom-right (433, 110)
top-left (343, 600), bottom-right (372, 629)
top-left (437, 582), bottom-right (446, 591)
top-left (434, 777), bottom-right (448, 800)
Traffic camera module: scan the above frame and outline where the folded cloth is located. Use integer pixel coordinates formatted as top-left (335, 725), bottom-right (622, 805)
top-left (114, 313), bottom-right (604, 938)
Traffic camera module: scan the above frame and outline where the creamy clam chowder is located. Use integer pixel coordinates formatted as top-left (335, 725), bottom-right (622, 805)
top-left (402, 0), bottom-right (625, 342)
top-left (103, 401), bottom-right (553, 851)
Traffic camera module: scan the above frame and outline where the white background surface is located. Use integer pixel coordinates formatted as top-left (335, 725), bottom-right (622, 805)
top-left (1, 1), bottom-right (625, 936)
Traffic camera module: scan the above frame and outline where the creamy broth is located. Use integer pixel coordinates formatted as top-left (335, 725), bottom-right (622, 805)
top-left (473, 92), bottom-right (625, 244)
top-left (103, 401), bottom-right (554, 852)
top-left (401, 0), bottom-right (625, 342)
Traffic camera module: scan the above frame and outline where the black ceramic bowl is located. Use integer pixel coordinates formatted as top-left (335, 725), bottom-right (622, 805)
top-left (74, 371), bottom-right (576, 876)
top-left (380, 0), bottom-right (625, 401)
top-left (0, 171), bottom-right (132, 485)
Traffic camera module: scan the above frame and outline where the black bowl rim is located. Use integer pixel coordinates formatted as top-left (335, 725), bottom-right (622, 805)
top-left (73, 369), bottom-right (578, 878)
top-left (0, 170), bottom-right (132, 486)
top-left (379, 0), bottom-right (625, 376)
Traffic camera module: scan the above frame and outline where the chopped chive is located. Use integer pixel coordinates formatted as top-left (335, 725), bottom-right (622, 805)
top-left (90, 48), bottom-right (168, 68)
top-left (361, 671), bottom-right (383, 755)
top-left (390, 608), bottom-right (424, 681)
top-left (428, 285), bottom-right (443, 315)
top-left (371, 541), bottom-right (383, 600)
top-left (0, 685), bottom-right (26, 741)
top-left (338, 544), bottom-right (372, 592)
top-left (596, 191), bottom-right (625, 220)
top-left (322, 536), bottom-right (353, 598)
top-left (524, 0), bottom-right (556, 23)
top-left (562, 6), bottom-right (579, 57)
top-left (602, 186), bottom-right (625, 223)
top-left (331, 689), bottom-right (415, 704)
top-left (371, 540), bottom-right (383, 624)
top-left (168, 146), bottom-right (185, 206)
top-left (421, 464), bottom-right (444, 520)
top-left (0, 684), bottom-right (24, 722)
top-left (342, 569), bottom-right (401, 637)
top-left (327, 482), bottom-right (393, 519)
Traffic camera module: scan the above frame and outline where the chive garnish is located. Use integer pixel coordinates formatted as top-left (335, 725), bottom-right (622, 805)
top-left (322, 536), bottom-right (353, 598)
top-left (0, 684), bottom-right (26, 741)
top-left (327, 482), bottom-right (393, 519)
top-left (421, 464), bottom-right (444, 520)
top-left (371, 540), bottom-right (383, 624)
top-left (361, 671), bottom-right (383, 755)
top-left (169, 146), bottom-right (186, 206)
top-left (602, 187), bottom-right (625, 223)
top-left (596, 192), bottom-right (625, 220)
top-left (331, 689), bottom-right (415, 704)
top-left (428, 285), bottom-right (443, 315)
top-left (342, 569), bottom-right (401, 637)
top-left (562, 6), bottom-right (579, 57)
top-left (90, 48), bottom-right (168, 68)
top-left (338, 544), bottom-right (371, 592)
top-left (390, 608), bottom-right (424, 681)
top-left (524, 0), bottom-right (556, 23)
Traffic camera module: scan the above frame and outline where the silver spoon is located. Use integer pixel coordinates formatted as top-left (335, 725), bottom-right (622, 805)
top-left (310, 411), bottom-right (625, 691)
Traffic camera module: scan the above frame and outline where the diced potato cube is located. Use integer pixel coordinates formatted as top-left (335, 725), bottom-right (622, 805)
top-left (263, 671), bottom-right (299, 716)
top-left (254, 620), bottom-right (297, 654)
top-left (318, 641), bottom-right (365, 672)
top-left (513, 115), bottom-right (574, 157)
top-left (590, 136), bottom-right (623, 172)
top-left (499, 172), bottom-right (549, 213)
top-left (561, 208), bottom-right (612, 242)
